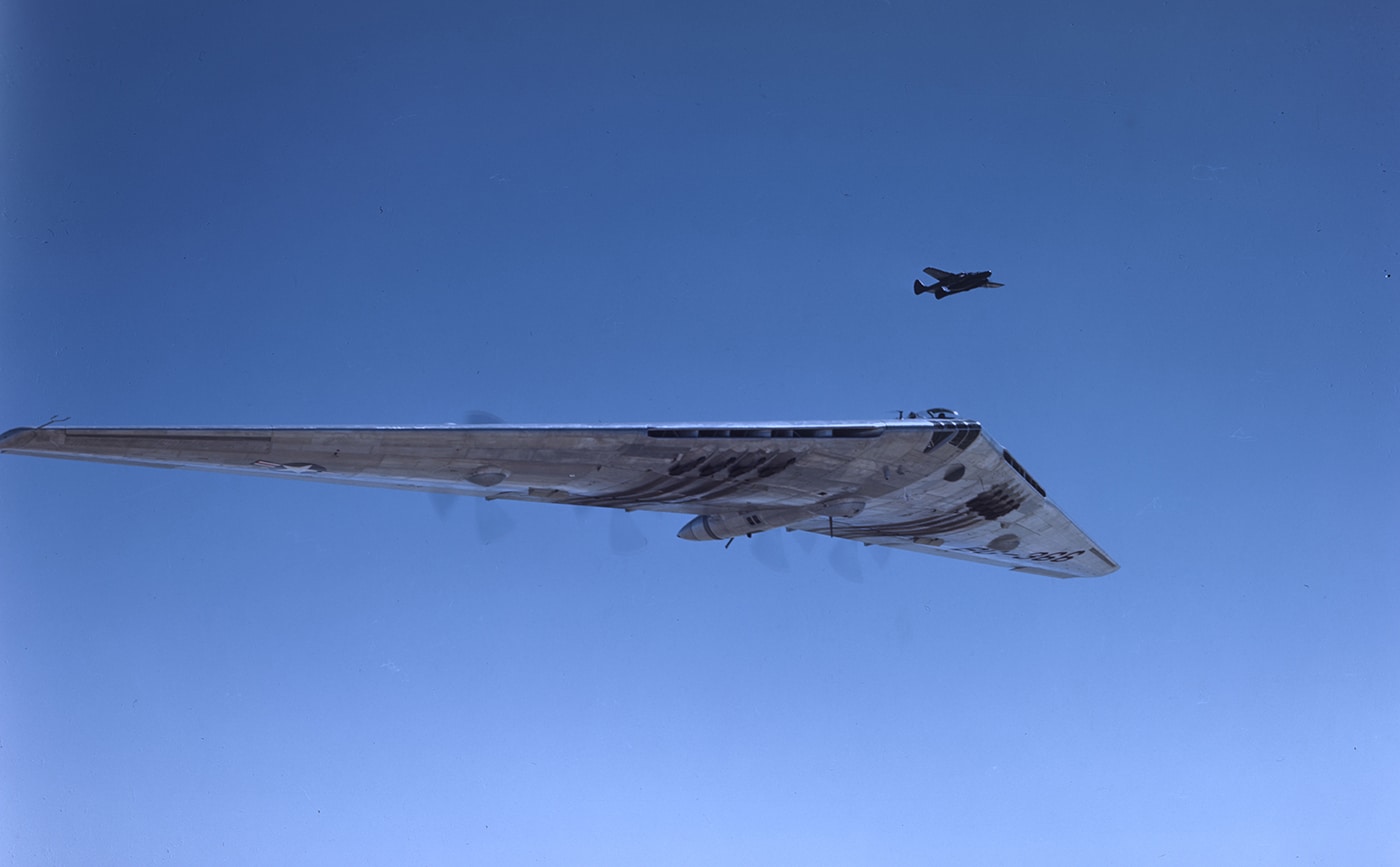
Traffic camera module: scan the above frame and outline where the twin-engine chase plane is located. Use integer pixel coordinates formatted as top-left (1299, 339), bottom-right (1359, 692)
top-left (914, 266), bottom-right (1005, 299)
top-left (0, 415), bottom-right (1117, 578)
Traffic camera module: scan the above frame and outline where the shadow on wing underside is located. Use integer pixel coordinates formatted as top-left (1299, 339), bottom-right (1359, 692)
top-left (565, 425), bottom-right (989, 514)
top-left (833, 482), bottom-right (1025, 541)
top-left (563, 448), bottom-right (802, 509)
top-left (923, 424), bottom-right (981, 453)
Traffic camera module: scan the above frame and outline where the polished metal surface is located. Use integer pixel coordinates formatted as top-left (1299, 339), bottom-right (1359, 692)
top-left (2, 418), bottom-right (1117, 578)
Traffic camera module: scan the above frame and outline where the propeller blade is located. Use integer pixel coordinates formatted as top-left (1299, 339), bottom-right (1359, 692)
top-left (608, 510), bottom-right (648, 555)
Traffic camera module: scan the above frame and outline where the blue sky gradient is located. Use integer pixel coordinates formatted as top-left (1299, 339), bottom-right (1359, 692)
top-left (2, 2), bottom-right (1397, 863)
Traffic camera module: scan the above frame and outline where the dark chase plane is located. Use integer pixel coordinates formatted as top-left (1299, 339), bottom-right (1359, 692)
top-left (913, 266), bottom-right (1005, 300)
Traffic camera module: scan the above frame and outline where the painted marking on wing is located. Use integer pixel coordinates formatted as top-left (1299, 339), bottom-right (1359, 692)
top-left (952, 546), bottom-right (1086, 564)
top-left (252, 460), bottom-right (326, 474)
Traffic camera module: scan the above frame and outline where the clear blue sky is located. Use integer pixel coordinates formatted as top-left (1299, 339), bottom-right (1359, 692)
top-left (2, 1), bottom-right (1397, 863)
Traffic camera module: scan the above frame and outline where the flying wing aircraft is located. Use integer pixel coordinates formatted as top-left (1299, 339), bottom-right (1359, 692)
top-left (913, 266), bottom-right (1005, 299)
top-left (0, 415), bottom-right (1117, 578)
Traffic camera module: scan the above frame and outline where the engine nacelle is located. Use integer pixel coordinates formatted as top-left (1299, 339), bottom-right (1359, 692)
top-left (676, 499), bottom-right (865, 542)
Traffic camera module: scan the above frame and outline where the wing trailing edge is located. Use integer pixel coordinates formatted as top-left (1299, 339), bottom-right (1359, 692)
top-left (2, 419), bottom-right (1117, 578)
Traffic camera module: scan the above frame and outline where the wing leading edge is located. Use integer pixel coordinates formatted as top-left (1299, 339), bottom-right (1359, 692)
top-left (0, 419), bottom-right (1117, 578)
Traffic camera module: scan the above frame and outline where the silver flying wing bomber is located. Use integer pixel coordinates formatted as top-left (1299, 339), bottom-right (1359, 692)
top-left (0, 416), bottom-right (1118, 578)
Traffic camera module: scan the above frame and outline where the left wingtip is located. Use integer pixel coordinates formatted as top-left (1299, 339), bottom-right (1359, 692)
top-left (1, 427), bottom-right (36, 449)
